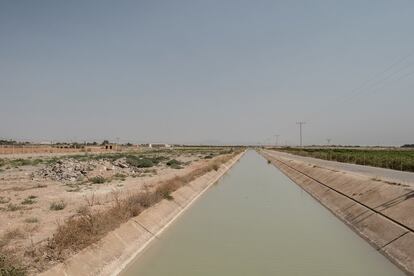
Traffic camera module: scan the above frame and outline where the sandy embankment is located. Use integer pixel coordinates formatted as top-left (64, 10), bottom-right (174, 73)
top-left (39, 151), bottom-right (244, 276)
top-left (261, 150), bottom-right (414, 275)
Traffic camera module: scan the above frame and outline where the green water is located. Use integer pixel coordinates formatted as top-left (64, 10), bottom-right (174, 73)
top-left (121, 151), bottom-right (403, 276)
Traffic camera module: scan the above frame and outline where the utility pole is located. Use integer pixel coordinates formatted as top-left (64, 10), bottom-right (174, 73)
top-left (326, 138), bottom-right (331, 146)
top-left (274, 134), bottom-right (280, 147)
top-left (296, 122), bottom-right (306, 147)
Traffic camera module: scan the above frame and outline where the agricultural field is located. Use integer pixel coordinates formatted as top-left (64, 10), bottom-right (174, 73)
top-left (0, 146), bottom-right (240, 275)
top-left (275, 147), bottom-right (414, 172)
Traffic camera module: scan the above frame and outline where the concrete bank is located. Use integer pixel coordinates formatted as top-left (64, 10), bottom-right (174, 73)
top-left (261, 150), bottom-right (414, 275)
top-left (39, 152), bottom-right (244, 276)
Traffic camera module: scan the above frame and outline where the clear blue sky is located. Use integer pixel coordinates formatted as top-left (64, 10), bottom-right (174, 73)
top-left (1, 0), bottom-right (414, 145)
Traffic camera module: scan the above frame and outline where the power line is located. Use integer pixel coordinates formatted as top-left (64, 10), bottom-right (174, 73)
top-left (274, 134), bottom-right (280, 147)
top-left (296, 122), bottom-right (306, 147)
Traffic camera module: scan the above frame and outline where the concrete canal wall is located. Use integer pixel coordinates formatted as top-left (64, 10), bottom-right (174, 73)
top-left (261, 150), bottom-right (414, 275)
top-left (39, 152), bottom-right (244, 276)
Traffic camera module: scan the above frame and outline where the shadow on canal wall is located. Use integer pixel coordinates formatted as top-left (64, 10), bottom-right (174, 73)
top-left (261, 150), bottom-right (414, 275)
top-left (39, 152), bottom-right (244, 276)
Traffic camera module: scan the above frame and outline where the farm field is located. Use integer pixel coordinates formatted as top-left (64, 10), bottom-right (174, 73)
top-left (274, 147), bottom-right (414, 173)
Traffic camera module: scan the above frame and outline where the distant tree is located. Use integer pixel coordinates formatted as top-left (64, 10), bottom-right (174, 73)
top-left (0, 139), bottom-right (17, 145)
top-left (402, 144), bottom-right (414, 148)
top-left (101, 140), bottom-right (109, 145)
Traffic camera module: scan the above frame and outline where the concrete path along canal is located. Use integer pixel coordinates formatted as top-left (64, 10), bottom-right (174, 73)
top-left (121, 151), bottom-right (403, 276)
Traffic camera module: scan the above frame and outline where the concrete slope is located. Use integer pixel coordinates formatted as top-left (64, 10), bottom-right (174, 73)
top-left (261, 150), bottom-right (414, 275)
top-left (39, 152), bottom-right (244, 276)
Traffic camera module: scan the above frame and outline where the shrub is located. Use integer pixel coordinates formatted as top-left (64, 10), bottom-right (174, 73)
top-left (24, 217), bottom-right (39, 224)
top-left (126, 156), bottom-right (154, 168)
top-left (21, 198), bottom-right (36, 205)
top-left (166, 159), bottom-right (183, 169)
top-left (6, 204), bottom-right (22, 212)
top-left (90, 176), bottom-right (106, 184)
top-left (50, 200), bottom-right (66, 211)
top-left (113, 173), bottom-right (126, 181)
top-left (0, 197), bottom-right (10, 204)
top-left (0, 254), bottom-right (26, 276)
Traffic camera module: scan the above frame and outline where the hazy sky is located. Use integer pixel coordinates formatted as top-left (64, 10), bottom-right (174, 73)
top-left (1, 0), bottom-right (414, 145)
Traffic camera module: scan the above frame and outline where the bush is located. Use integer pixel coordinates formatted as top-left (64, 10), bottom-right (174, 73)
top-left (21, 198), bottom-right (36, 205)
top-left (24, 217), bottom-right (38, 224)
top-left (50, 200), bottom-right (66, 211)
top-left (0, 197), bottom-right (10, 204)
top-left (90, 176), bottom-right (106, 184)
top-left (0, 254), bottom-right (26, 276)
top-left (113, 173), bottom-right (126, 181)
top-left (126, 156), bottom-right (154, 168)
top-left (6, 204), bottom-right (22, 212)
top-left (166, 159), bottom-right (183, 169)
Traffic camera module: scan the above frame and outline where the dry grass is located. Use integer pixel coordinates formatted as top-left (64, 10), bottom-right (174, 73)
top-left (49, 200), bottom-right (66, 211)
top-left (0, 229), bottom-right (27, 275)
top-left (41, 152), bottom-right (238, 264)
top-left (24, 217), bottom-right (39, 224)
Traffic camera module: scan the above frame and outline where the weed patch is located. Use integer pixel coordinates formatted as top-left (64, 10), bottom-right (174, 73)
top-left (21, 197), bottom-right (36, 205)
top-left (166, 159), bottom-right (183, 169)
top-left (24, 217), bottom-right (39, 224)
top-left (50, 200), bottom-right (66, 211)
top-left (6, 204), bottom-right (23, 212)
top-left (89, 176), bottom-right (106, 184)
top-left (0, 197), bottom-right (10, 204)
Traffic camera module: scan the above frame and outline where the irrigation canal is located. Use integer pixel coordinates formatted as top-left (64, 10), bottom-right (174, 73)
top-left (121, 151), bottom-right (403, 276)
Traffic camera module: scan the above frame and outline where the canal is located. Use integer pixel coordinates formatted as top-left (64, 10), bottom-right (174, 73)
top-left (121, 151), bottom-right (403, 276)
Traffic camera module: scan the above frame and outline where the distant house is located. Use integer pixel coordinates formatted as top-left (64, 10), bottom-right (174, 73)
top-left (39, 141), bottom-right (52, 145)
top-left (148, 143), bottom-right (172, 148)
top-left (103, 144), bottom-right (115, 150)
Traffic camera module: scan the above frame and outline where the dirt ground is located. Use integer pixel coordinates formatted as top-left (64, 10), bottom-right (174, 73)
top-left (0, 147), bottom-right (230, 271)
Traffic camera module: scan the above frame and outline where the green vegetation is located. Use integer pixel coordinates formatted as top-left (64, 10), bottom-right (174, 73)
top-left (166, 159), bottom-right (183, 169)
top-left (50, 200), bottom-right (66, 211)
top-left (0, 157), bottom-right (48, 169)
top-left (125, 156), bottom-right (154, 168)
top-left (402, 144), bottom-right (414, 148)
top-left (277, 147), bottom-right (414, 172)
top-left (24, 217), bottom-right (39, 224)
top-left (6, 204), bottom-right (23, 212)
top-left (21, 196), bottom-right (37, 205)
top-left (89, 176), bottom-right (106, 184)
top-left (113, 173), bottom-right (127, 181)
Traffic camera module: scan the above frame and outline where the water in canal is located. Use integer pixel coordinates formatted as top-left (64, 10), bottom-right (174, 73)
top-left (122, 151), bottom-right (403, 276)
